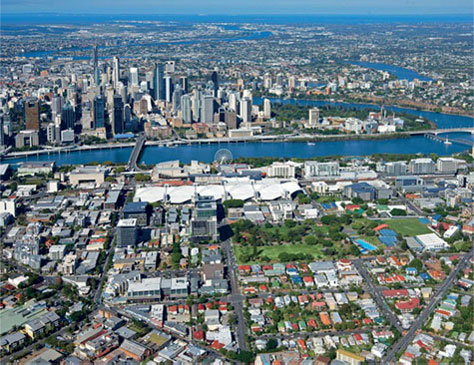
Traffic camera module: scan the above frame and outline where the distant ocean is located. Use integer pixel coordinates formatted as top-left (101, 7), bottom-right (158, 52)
top-left (1, 13), bottom-right (472, 25)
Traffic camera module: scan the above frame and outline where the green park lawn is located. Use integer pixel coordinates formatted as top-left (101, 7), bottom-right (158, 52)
top-left (382, 218), bottom-right (431, 236)
top-left (234, 243), bottom-right (324, 264)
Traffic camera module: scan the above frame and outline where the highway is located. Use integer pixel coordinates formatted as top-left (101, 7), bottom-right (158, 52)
top-left (383, 248), bottom-right (474, 363)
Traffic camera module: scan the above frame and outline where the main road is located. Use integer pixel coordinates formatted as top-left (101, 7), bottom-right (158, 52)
top-left (353, 259), bottom-right (403, 333)
top-left (384, 248), bottom-right (474, 363)
top-left (221, 234), bottom-right (248, 352)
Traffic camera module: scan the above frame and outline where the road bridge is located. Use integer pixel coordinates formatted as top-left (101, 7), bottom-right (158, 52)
top-left (127, 134), bottom-right (146, 171)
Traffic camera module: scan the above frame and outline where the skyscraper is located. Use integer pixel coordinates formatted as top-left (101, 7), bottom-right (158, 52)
top-left (211, 71), bottom-right (219, 96)
top-left (92, 45), bottom-right (100, 85)
top-left (130, 67), bottom-right (139, 87)
top-left (181, 94), bottom-right (192, 123)
top-left (112, 95), bottom-right (124, 135)
top-left (153, 63), bottom-right (165, 101)
top-left (172, 87), bottom-right (183, 112)
top-left (61, 102), bottom-right (75, 130)
top-left (180, 76), bottom-right (189, 93)
top-left (165, 76), bottom-right (174, 103)
top-left (263, 98), bottom-right (271, 119)
top-left (25, 99), bottom-right (40, 131)
top-left (240, 97), bottom-right (252, 123)
top-left (192, 90), bottom-right (201, 122)
top-left (93, 95), bottom-right (105, 129)
top-left (112, 56), bottom-right (120, 89)
top-left (201, 95), bottom-right (215, 124)
top-left (51, 96), bottom-right (62, 120)
top-left (229, 92), bottom-right (239, 112)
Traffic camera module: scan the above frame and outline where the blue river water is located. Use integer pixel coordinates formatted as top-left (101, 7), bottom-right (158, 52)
top-left (350, 61), bottom-right (433, 82)
top-left (4, 133), bottom-right (472, 167)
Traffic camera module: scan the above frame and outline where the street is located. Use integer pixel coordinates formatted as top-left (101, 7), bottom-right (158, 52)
top-left (221, 235), bottom-right (248, 352)
top-left (383, 248), bottom-right (474, 363)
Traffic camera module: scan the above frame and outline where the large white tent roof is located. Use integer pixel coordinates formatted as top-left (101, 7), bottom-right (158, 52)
top-left (134, 178), bottom-right (302, 204)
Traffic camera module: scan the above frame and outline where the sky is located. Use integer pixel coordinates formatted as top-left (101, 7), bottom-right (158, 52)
top-left (2, 0), bottom-right (473, 15)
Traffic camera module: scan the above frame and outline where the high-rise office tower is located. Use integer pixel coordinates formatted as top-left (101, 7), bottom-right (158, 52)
top-left (165, 76), bottom-right (174, 103)
top-left (192, 90), bottom-right (201, 122)
top-left (124, 104), bottom-right (131, 125)
top-left (172, 87), bottom-right (183, 112)
top-left (180, 76), bottom-right (189, 93)
top-left (181, 94), bottom-right (192, 123)
top-left (240, 97), bottom-right (252, 123)
top-left (263, 98), bottom-right (271, 119)
top-left (51, 96), bottom-right (62, 120)
top-left (118, 84), bottom-right (127, 104)
top-left (153, 63), bottom-right (165, 101)
top-left (211, 71), bottom-right (219, 96)
top-left (61, 102), bottom-right (75, 130)
top-left (201, 95), bottom-right (215, 124)
top-left (112, 56), bottom-right (120, 89)
top-left (229, 92), bottom-right (239, 112)
top-left (92, 45), bottom-right (100, 85)
top-left (93, 95), bottom-right (105, 129)
top-left (92, 45), bottom-right (98, 70)
top-left (224, 110), bottom-right (238, 129)
top-left (111, 95), bottom-right (124, 135)
top-left (25, 99), bottom-right (40, 131)
top-left (130, 67), bottom-right (139, 87)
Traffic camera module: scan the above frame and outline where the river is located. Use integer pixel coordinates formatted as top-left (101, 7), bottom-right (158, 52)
top-left (4, 133), bottom-right (472, 166)
top-left (254, 97), bottom-right (474, 129)
top-left (350, 61), bottom-right (433, 82)
top-left (3, 98), bottom-right (473, 166)
top-left (20, 31), bottom-right (273, 59)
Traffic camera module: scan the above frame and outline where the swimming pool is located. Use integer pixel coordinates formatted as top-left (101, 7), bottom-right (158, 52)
top-left (355, 239), bottom-right (378, 253)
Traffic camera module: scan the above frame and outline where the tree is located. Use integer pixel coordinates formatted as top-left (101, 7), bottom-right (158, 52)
top-left (265, 338), bottom-right (279, 351)
top-left (350, 245), bottom-right (360, 256)
top-left (303, 235), bottom-right (318, 245)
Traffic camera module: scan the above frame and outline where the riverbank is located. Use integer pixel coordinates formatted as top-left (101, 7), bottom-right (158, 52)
top-left (261, 94), bottom-right (473, 119)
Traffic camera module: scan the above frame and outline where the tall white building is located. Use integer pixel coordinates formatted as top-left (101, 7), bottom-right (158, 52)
top-left (112, 56), bottom-right (120, 89)
top-left (306, 108), bottom-right (320, 128)
top-left (229, 92), bottom-right (239, 112)
top-left (263, 98), bottom-right (271, 119)
top-left (130, 67), bottom-right (139, 87)
top-left (240, 97), bottom-right (252, 123)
